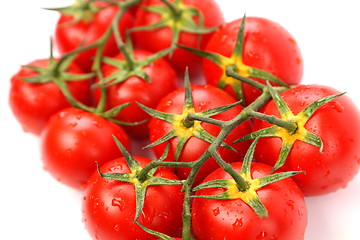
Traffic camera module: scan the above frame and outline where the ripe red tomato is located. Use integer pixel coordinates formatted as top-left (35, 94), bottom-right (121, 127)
top-left (203, 17), bottom-right (303, 105)
top-left (132, 0), bottom-right (224, 75)
top-left (54, 1), bottom-right (134, 71)
top-left (192, 162), bottom-right (307, 240)
top-left (252, 84), bottom-right (360, 196)
top-left (148, 84), bottom-right (252, 185)
top-left (93, 49), bottom-right (178, 137)
top-left (9, 58), bottom-right (91, 135)
top-left (40, 107), bottom-right (131, 190)
top-left (82, 157), bottom-right (184, 240)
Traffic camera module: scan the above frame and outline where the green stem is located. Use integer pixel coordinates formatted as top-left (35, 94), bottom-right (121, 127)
top-left (180, 86), bottom-right (289, 239)
top-left (54, 78), bottom-right (94, 112)
top-left (94, 70), bottom-right (108, 114)
top-left (181, 116), bottom-right (195, 128)
top-left (211, 148), bottom-right (249, 191)
top-left (159, 0), bottom-right (181, 17)
top-left (137, 161), bottom-right (195, 183)
top-left (181, 152), bottom-right (212, 240)
top-left (226, 65), bottom-right (266, 90)
top-left (247, 111), bottom-right (298, 133)
top-left (185, 113), bottom-right (225, 127)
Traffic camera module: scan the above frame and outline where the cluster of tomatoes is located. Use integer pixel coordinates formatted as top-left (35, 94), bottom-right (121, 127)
top-left (8, 0), bottom-right (360, 239)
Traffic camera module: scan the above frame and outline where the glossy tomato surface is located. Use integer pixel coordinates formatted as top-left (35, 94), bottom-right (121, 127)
top-left (192, 162), bottom-right (307, 240)
top-left (55, 2), bottom-right (134, 71)
top-left (203, 17), bottom-right (303, 105)
top-left (93, 49), bottom-right (178, 137)
top-left (133, 0), bottom-right (224, 75)
top-left (40, 107), bottom-right (131, 190)
top-left (253, 85), bottom-right (360, 196)
top-left (82, 157), bottom-right (184, 240)
top-left (9, 58), bottom-right (91, 135)
top-left (148, 84), bottom-right (252, 185)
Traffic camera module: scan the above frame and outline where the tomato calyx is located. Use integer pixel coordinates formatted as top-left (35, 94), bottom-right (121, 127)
top-left (22, 41), bottom-right (145, 127)
top-left (46, 0), bottom-right (104, 24)
top-left (20, 41), bottom-right (95, 112)
top-left (131, 0), bottom-right (218, 47)
top-left (193, 138), bottom-right (302, 218)
top-left (138, 69), bottom-right (239, 161)
top-left (237, 83), bottom-right (346, 172)
top-left (21, 40), bottom-right (95, 85)
top-left (178, 14), bottom-right (289, 105)
top-left (93, 38), bottom-right (174, 88)
top-left (97, 136), bottom-right (184, 223)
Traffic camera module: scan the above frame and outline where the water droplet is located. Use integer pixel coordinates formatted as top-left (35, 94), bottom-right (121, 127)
top-left (287, 200), bottom-right (295, 210)
top-left (112, 197), bottom-right (126, 211)
top-left (166, 100), bottom-right (173, 107)
top-left (93, 121), bottom-right (103, 128)
top-left (256, 231), bottom-right (267, 239)
top-left (331, 101), bottom-right (344, 113)
top-left (232, 218), bottom-right (243, 229)
top-left (198, 102), bottom-right (206, 111)
top-left (68, 122), bottom-right (77, 127)
top-left (76, 114), bottom-right (82, 120)
top-left (114, 224), bottom-right (121, 232)
top-left (212, 207), bottom-right (220, 216)
top-left (141, 210), bottom-right (154, 225)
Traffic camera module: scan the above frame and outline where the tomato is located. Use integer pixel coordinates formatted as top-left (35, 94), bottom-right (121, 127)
top-left (93, 49), bottom-right (178, 138)
top-left (252, 84), bottom-right (360, 196)
top-left (192, 162), bottom-right (307, 240)
top-left (203, 17), bottom-right (303, 105)
top-left (54, 1), bottom-right (134, 71)
top-left (132, 0), bottom-right (224, 75)
top-left (40, 107), bottom-right (131, 190)
top-left (148, 84), bottom-right (252, 185)
top-left (9, 58), bottom-right (91, 135)
top-left (82, 156), bottom-right (184, 240)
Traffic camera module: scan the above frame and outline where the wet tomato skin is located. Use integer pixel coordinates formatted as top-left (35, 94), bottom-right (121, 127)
top-left (148, 84), bottom-right (252, 185)
top-left (253, 84), bottom-right (360, 196)
top-left (133, 0), bottom-right (224, 75)
top-left (92, 49), bottom-right (178, 138)
top-left (9, 59), bottom-right (91, 135)
top-left (203, 17), bottom-right (303, 105)
top-left (192, 162), bottom-right (307, 240)
top-left (40, 107), bottom-right (131, 190)
top-left (55, 2), bottom-right (134, 71)
top-left (82, 157), bottom-right (184, 240)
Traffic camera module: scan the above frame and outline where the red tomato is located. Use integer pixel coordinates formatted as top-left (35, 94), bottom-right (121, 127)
top-left (40, 107), bottom-right (131, 190)
top-left (54, 1), bottom-right (134, 71)
top-left (9, 58), bottom-right (91, 135)
top-left (148, 84), bottom-right (252, 185)
top-left (132, 0), bottom-right (224, 75)
top-left (82, 157), bottom-right (184, 240)
top-left (93, 49), bottom-right (178, 137)
top-left (155, 239), bottom-right (181, 240)
top-left (203, 17), bottom-right (303, 105)
top-left (192, 162), bottom-right (307, 240)
top-left (253, 84), bottom-right (360, 196)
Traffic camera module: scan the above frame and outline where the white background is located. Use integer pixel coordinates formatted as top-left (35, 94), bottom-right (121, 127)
top-left (1, 0), bottom-right (360, 239)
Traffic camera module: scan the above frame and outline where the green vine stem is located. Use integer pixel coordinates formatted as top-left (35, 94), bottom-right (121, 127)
top-left (179, 85), bottom-right (289, 240)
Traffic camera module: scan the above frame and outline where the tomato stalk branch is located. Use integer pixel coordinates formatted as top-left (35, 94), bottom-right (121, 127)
top-left (184, 112), bottom-right (226, 127)
top-left (180, 85), bottom-right (289, 240)
top-left (247, 110), bottom-right (298, 133)
top-left (226, 65), bottom-right (266, 90)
